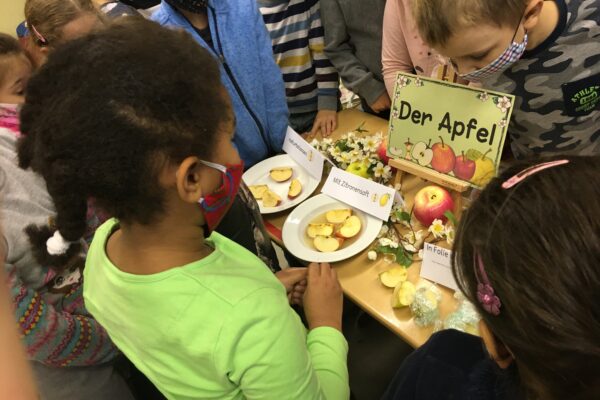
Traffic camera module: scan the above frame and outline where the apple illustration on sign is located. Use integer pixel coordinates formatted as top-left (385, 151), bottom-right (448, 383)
top-left (468, 149), bottom-right (495, 187)
top-left (345, 161), bottom-right (371, 178)
top-left (453, 151), bottom-right (476, 180)
top-left (413, 185), bottom-right (454, 226)
top-left (430, 136), bottom-right (456, 173)
top-left (411, 140), bottom-right (433, 166)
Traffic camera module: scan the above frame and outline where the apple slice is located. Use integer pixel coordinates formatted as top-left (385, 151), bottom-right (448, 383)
top-left (325, 209), bottom-right (352, 224)
top-left (313, 236), bottom-right (343, 252)
top-left (287, 179), bottom-right (302, 199)
top-left (248, 184), bottom-right (269, 199)
top-left (379, 267), bottom-right (408, 288)
top-left (336, 215), bottom-right (361, 239)
top-left (262, 189), bottom-right (282, 207)
top-left (307, 223), bottom-right (334, 239)
top-left (269, 167), bottom-right (293, 182)
top-left (391, 281), bottom-right (416, 308)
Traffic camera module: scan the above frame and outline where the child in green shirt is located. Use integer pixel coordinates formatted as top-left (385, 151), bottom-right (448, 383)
top-left (18, 17), bottom-right (349, 400)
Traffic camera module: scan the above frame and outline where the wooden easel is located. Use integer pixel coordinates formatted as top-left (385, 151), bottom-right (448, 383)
top-left (389, 158), bottom-right (470, 219)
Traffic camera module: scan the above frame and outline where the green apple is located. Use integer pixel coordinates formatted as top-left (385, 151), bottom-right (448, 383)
top-left (467, 149), bottom-right (495, 187)
top-left (345, 161), bottom-right (371, 178)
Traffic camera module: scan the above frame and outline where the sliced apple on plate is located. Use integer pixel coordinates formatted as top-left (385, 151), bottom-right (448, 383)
top-left (313, 235), bottom-right (344, 252)
top-left (248, 184), bottom-right (269, 199)
top-left (379, 267), bottom-right (408, 288)
top-left (336, 215), bottom-right (361, 239)
top-left (325, 209), bottom-right (352, 224)
top-left (269, 167), bottom-right (293, 182)
top-left (391, 281), bottom-right (416, 308)
top-left (262, 189), bottom-right (282, 207)
top-left (287, 179), bottom-right (302, 199)
top-left (307, 223), bottom-right (334, 239)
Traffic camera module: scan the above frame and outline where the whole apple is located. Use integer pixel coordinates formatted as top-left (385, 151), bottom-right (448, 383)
top-left (377, 138), bottom-right (390, 164)
top-left (345, 161), bottom-right (371, 178)
top-left (413, 185), bottom-right (454, 226)
top-left (430, 136), bottom-right (456, 173)
top-left (453, 151), bottom-right (476, 180)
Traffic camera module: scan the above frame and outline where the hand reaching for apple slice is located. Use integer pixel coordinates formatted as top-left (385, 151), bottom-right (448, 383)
top-left (303, 263), bottom-right (343, 331)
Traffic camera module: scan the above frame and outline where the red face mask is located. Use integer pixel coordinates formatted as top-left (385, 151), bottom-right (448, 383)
top-left (198, 160), bottom-right (244, 232)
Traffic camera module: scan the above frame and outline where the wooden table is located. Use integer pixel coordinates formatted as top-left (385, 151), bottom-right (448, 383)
top-left (265, 109), bottom-right (462, 348)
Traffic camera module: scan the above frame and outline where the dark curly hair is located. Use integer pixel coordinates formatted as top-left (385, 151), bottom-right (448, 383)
top-left (452, 155), bottom-right (600, 400)
top-left (18, 17), bottom-right (228, 265)
top-left (0, 33), bottom-right (28, 85)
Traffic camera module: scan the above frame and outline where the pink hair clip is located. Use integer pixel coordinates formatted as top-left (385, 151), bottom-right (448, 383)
top-left (29, 23), bottom-right (48, 46)
top-left (475, 254), bottom-right (501, 316)
top-left (501, 159), bottom-right (569, 189)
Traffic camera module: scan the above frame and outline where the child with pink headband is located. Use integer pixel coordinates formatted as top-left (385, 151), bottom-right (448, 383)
top-left (384, 156), bottom-right (600, 400)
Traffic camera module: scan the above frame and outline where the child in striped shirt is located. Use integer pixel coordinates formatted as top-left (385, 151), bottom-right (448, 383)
top-left (258, 0), bottom-right (339, 137)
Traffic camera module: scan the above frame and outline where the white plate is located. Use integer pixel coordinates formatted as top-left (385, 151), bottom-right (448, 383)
top-left (243, 154), bottom-right (320, 214)
top-left (282, 194), bottom-right (383, 263)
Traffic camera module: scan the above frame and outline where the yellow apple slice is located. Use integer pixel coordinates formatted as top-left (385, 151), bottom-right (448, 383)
top-left (307, 223), bottom-right (334, 239)
top-left (325, 209), bottom-right (352, 224)
top-left (287, 179), bottom-right (302, 199)
top-left (269, 167), bottom-right (293, 182)
top-left (336, 215), bottom-right (361, 239)
top-left (313, 236), bottom-right (343, 252)
top-left (379, 267), bottom-right (408, 288)
top-left (262, 189), bottom-right (282, 207)
top-left (391, 281), bottom-right (416, 308)
top-left (248, 184), bottom-right (269, 199)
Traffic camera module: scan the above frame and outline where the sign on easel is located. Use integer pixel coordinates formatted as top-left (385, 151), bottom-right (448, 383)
top-left (387, 73), bottom-right (514, 188)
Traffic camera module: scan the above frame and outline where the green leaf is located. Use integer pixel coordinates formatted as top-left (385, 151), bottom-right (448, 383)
top-left (444, 210), bottom-right (457, 226)
top-left (465, 148), bottom-right (482, 161)
top-left (397, 211), bottom-right (411, 222)
top-left (396, 249), bottom-right (413, 267)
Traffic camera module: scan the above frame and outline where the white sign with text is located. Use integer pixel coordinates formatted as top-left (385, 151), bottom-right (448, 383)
top-left (282, 126), bottom-right (324, 179)
top-left (321, 167), bottom-right (395, 220)
top-left (420, 243), bottom-right (458, 291)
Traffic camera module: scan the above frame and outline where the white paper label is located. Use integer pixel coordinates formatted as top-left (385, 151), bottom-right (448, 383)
top-left (420, 243), bottom-right (458, 291)
top-left (282, 126), bottom-right (324, 179)
top-left (321, 167), bottom-right (395, 220)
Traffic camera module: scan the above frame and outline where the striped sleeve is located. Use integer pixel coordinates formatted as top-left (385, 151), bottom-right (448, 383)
top-left (5, 262), bottom-right (119, 367)
top-left (260, 0), bottom-right (339, 115)
top-left (306, 0), bottom-right (339, 111)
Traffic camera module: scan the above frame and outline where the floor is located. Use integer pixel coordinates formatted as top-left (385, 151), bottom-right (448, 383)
top-left (343, 299), bottom-right (414, 400)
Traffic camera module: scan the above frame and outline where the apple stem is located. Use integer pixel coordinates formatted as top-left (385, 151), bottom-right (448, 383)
top-left (439, 136), bottom-right (445, 148)
top-left (427, 139), bottom-right (432, 148)
top-left (461, 150), bottom-right (465, 158)
top-left (482, 148), bottom-right (492, 160)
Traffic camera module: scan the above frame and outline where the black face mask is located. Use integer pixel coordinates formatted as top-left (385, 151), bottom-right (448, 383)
top-left (165, 0), bottom-right (208, 13)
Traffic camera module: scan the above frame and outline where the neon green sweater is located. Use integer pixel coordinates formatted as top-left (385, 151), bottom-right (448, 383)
top-left (84, 219), bottom-right (349, 400)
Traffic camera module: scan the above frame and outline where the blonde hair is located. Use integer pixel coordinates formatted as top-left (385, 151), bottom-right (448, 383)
top-left (411, 0), bottom-right (529, 47)
top-left (24, 0), bottom-right (100, 48)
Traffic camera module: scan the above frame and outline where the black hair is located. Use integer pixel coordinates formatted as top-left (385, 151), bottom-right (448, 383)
top-left (452, 156), bottom-right (600, 399)
top-left (0, 33), bottom-right (28, 84)
top-left (18, 17), bottom-right (228, 265)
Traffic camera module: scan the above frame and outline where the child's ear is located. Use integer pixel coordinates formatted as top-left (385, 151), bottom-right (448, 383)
top-left (479, 320), bottom-right (515, 369)
top-left (175, 156), bottom-right (203, 203)
top-left (523, 0), bottom-right (544, 32)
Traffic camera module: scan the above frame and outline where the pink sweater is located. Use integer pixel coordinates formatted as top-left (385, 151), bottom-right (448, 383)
top-left (382, 0), bottom-right (463, 96)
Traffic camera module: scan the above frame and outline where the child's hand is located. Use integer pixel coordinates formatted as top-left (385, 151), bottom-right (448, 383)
top-left (275, 268), bottom-right (308, 305)
top-left (310, 110), bottom-right (337, 138)
top-left (303, 262), bottom-right (343, 331)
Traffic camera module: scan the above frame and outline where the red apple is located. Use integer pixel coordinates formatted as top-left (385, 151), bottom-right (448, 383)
top-left (453, 151), bottom-right (476, 180)
top-left (430, 136), bottom-right (456, 173)
top-left (413, 185), bottom-right (454, 226)
top-left (377, 137), bottom-right (390, 165)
